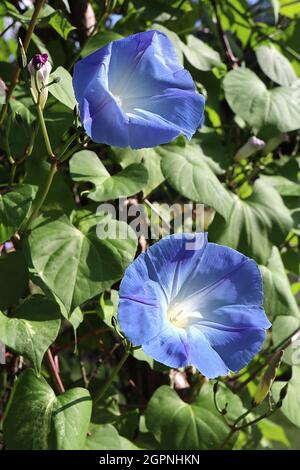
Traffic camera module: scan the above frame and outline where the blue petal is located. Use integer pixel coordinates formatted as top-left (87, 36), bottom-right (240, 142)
top-left (108, 31), bottom-right (191, 99)
top-left (186, 325), bottom-right (229, 378)
top-left (81, 94), bottom-right (130, 147)
top-left (127, 110), bottom-right (180, 149)
top-left (118, 254), bottom-right (167, 345)
top-left (117, 234), bottom-right (269, 377)
top-left (74, 62), bottom-right (130, 147)
top-left (142, 324), bottom-right (190, 368)
top-left (107, 31), bottom-right (159, 96)
top-left (73, 43), bottom-right (112, 104)
top-left (199, 304), bottom-right (271, 330)
top-left (144, 233), bottom-right (208, 303)
top-left (127, 89), bottom-right (205, 148)
top-left (118, 233), bottom-right (207, 345)
top-left (73, 31), bottom-right (204, 148)
top-left (194, 316), bottom-right (267, 372)
top-left (176, 243), bottom-right (264, 314)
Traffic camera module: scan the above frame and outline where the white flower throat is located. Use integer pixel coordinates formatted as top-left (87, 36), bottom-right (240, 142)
top-left (167, 300), bottom-right (202, 329)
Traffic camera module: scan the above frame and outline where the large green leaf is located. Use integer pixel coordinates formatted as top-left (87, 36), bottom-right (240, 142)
top-left (256, 45), bottom-right (297, 87)
top-left (145, 384), bottom-right (244, 450)
top-left (0, 185), bottom-right (36, 243)
top-left (223, 67), bottom-right (300, 132)
top-left (110, 147), bottom-right (165, 196)
top-left (209, 179), bottom-right (293, 264)
top-left (3, 369), bottom-right (92, 449)
top-left (0, 251), bottom-right (29, 310)
top-left (49, 66), bottom-right (76, 110)
top-left (85, 424), bottom-right (139, 450)
top-left (273, 367), bottom-right (300, 428)
top-left (69, 150), bottom-right (148, 201)
top-left (260, 247), bottom-right (299, 318)
top-left (181, 35), bottom-right (222, 71)
top-left (27, 211), bottom-right (137, 314)
top-left (159, 143), bottom-right (232, 220)
top-left (0, 296), bottom-right (61, 373)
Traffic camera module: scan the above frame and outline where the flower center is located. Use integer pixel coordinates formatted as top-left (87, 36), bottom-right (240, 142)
top-left (167, 300), bottom-right (203, 329)
top-left (167, 302), bottom-right (190, 329)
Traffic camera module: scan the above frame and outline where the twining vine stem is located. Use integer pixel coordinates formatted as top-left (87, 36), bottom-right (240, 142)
top-left (211, 0), bottom-right (239, 69)
top-left (0, 0), bottom-right (46, 126)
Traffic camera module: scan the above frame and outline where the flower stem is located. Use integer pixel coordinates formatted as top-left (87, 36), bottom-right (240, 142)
top-left (94, 348), bottom-right (131, 404)
top-left (0, 0), bottom-right (46, 126)
top-left (57, 132), bottom-right (79, 161)
top-left (36, 103), bottom-right (55, 159)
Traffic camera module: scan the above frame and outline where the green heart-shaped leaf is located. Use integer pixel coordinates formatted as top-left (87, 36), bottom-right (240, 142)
top-left (70, 150), bottom-right (148, 201)
top-left (0, 296), bottom-right (61, 372)
top-left (159, 142), bottom-right (232, 220)
top-left (145, 385), bottom-right (244, 450)
top-left (256, 45), bottom-right (297, 87)
top-left (26, 211), bottom-right (137, 314)
top-left (182, 34), bottom-right (222, 71)
top-left (224, 67), bottom-right (300, 132)
top-left (210, 179), bottom-right (293, 264)
top-left (3, 369), bottom-right (92, 449)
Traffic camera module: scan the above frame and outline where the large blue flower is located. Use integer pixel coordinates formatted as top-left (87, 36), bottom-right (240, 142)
top-left (72, 31), bottom-right (205, 149)
top-left (118, 233), bottom-right (271, 378)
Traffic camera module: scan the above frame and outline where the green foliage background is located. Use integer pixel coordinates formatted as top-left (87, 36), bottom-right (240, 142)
top-left (0, 0), bottom-right (299, 451)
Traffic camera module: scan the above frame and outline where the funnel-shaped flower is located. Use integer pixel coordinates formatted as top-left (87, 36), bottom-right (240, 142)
top-left (28, 53), bottom-right (52, 109)
top-left (72, 31), bottom-right (205, 149)
top-left (118, 233), bottom-right (271, 378)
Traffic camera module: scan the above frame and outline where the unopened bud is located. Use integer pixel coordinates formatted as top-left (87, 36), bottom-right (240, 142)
top-left (234, 136), bottom-right (265, 161)
top-left (254, 350), bottom-right (283, 405)
top-left (28, 53), bottom-right (52, 109)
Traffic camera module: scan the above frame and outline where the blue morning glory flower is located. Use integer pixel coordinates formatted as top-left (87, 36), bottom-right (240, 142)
top-left (72, 31), bottom-right (205, 149)
top-left (118, 233), bottom-right (271, 378)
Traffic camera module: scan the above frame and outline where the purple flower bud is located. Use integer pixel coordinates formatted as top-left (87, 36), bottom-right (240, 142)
top-left (31, 53), bottom-right (49, 69)
top-left (234, 136), bottom-right (265, 161)
top-left (28, 54), bottom-right (52, 109)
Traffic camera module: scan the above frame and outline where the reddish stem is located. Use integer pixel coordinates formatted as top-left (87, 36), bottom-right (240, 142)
top-left (45, 349), bottom-right (65, 395)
